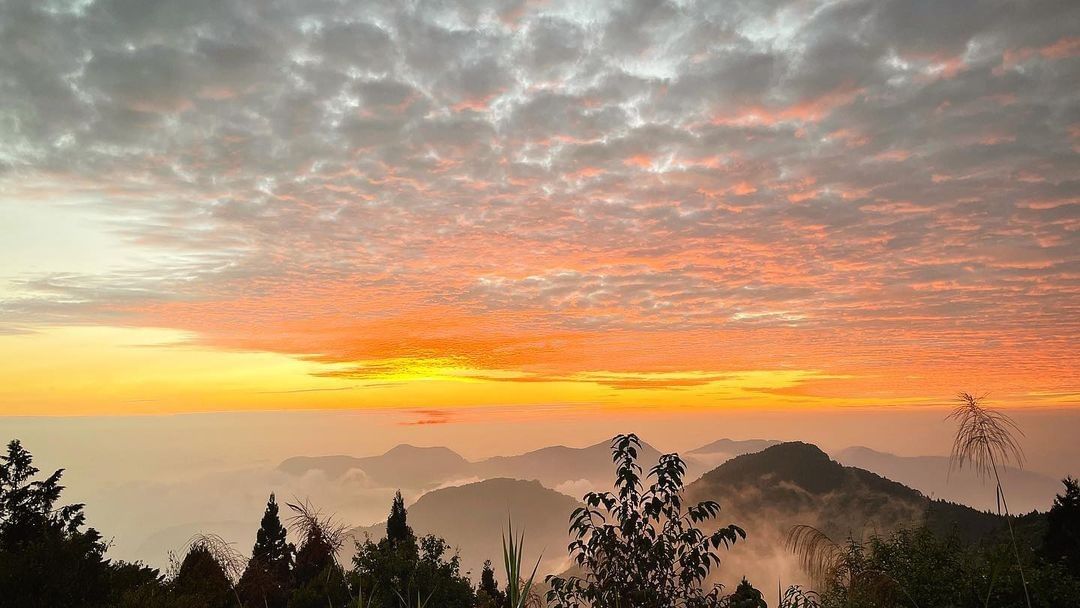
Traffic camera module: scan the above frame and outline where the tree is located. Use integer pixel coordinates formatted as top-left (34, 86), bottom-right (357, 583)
top-left (1044, 476), bottom-right (1080, 577)
top-left (792, 524), bottom-right (1080, 608)
top-left (478, 559), bottom-right (508, 608)
top-left (387, 490), bottom-right (416, 547)
top-left (0, 439), bottom-right (112, 607)
top-left (238, 493), bottom-right (295, 608)
top-left (173, 543), bottom-right (235, 608)
top-left (352, 494), bottom-right (475, 607)
top-left (285, 500), bottom-right (350, 608)
top-left (546, 433), bottom-right (746, 608)
top-left (726, 578), bottom-right (767, 608)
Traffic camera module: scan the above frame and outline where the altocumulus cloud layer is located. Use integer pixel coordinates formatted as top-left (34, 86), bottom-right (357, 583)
top-left (1, 0), bottom-right (1078, 400)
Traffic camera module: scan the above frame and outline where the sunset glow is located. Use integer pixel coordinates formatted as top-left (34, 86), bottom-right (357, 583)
top-left (1, 1), bottom-right (1077, 416)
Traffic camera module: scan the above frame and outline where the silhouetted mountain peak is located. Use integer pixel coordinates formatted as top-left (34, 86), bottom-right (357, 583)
top-left (383, 444), bottom-right (467, 462)
top-left (688, 438), bottom-right (780, 455)
top-left (840, 445), bottom-right (887, 457)
top-left (700, 441), bottom-right (846, 494)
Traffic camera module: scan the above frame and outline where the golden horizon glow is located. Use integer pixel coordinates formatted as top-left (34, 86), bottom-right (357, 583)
top-left (1, 326), bottom-right (1074, 416)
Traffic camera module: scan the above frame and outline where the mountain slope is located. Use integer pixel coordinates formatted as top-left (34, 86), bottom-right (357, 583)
top-left (689, 438), bottom-right (781, 457)
top-left (348, 478), bottom-right (580, 582)
top-left (836, 446), bottom-right (1059, 513)
top-left (278, 445), bottom-right (471, 488)
top-left (279, 439), bottom-right (691, 493)
top-left (684, 442), bottom-right (1007, 587)
top-left (685, 438), bottom-right (781, 471)
top-left (471, 439), bottom-right (667, 490)
top-left (328, 441), bottom-right (1018, 590)
top-left (687, 442), bottom-right (924, 539)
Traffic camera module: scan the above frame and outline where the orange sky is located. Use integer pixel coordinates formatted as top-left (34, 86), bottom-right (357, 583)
top-left (1, 2), bottom-right (1078, 417)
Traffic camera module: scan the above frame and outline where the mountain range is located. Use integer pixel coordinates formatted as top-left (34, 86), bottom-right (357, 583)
top-left (835, 445), bottom-right (1060, 513)
top-left (334, 441), bottom-right (1021, 588)
top-left (279, 438), bottom-right (1060, 516)
top-left (280, 439), bottom-right (684, 493)
top-left (346, 478), bottom-right (580, 580)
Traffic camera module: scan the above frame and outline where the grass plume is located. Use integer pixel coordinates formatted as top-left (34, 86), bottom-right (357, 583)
top-left (947, 392), bottom-right (1030, 608)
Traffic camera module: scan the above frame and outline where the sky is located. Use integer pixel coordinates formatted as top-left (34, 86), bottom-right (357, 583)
top-left (1, 0), bottom-right (1078, 419)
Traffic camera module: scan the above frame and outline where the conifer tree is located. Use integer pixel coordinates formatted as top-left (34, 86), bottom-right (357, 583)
top-left (0, 439), bottom-right (112, 607)
top-left (174, 544), bottom-right (233, 608)
top-left (386, 490), bottom-right (415, 547)
top-left (253, 493), bottom-right (293, 579)
top-left (478, 559), bottom-right (508, 608)
top-left (239, 493), bottom-right (294, 608)
top-left (1045, 476), bottom-right (1080, 577)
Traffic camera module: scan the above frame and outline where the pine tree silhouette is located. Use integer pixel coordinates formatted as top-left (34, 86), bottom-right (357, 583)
top-left (253, 493), bottom-right (293, 579)
top-left (239, 493), bottom-right (295, 608)
top-left (478, 559), bottom-right (508, 607)
top-left (386, 490), bottom-right (415, 547)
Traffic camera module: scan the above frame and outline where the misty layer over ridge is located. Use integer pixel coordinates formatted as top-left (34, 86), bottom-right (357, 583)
top-left (8, 408), bottom-right (1066, 573)
top-left (0, 0), bottom-right (1078, 413)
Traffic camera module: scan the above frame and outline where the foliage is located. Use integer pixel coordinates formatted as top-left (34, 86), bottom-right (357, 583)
top-left (0, 439), bottom-right (113, 607)
top-left (239, 493), bottom-right (296, 608)
top-left (503, 518), bottom-right (541, 608)
top-left (478, 559), bottom-right (508, 608)
top-left (778, 586), bottom-right (820, 608)
top-left (172, 542), bottom-right (236, 608)
top-left (725, 578), bottom-right (767, 608)
top-left (6, 431), bottom-right (1080, 608)
top-left (799, 525), bottom-right (1080, 608)
top-left (546, 433), bottom-right (746, 608)
top-left (286, 499), bottom-right (350, 607)
top-left (1043, 476), bottom-right (1080, 577)
top-left (352, 492), bottom-right (475, 608)
top-left (388, 490), bottom-right (415, 547)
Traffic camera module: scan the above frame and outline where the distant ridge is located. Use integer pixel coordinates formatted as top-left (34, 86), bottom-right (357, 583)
top-left (279, 438), bottom-right (679, 491)
top-left (333, 441), bottom-right (1021, 589)
top-left (347, 477), bottom-right (581, 582)
top-left (688, 438), bottom-right (781, 456)
top-left (688, 442), bottom-right (1009, 545)
top-left (278, 444), bottom-right (470, 488)
top-left (836, 445), bottom-right (1059, 512)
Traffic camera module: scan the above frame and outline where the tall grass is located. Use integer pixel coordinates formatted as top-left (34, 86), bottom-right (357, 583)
top-left (184, 533), bottom-right (247, 607)
top-left (393, 588), bottom-right (435, 608)
top-left (947, 392), bottom-right (1030, 608)
top-left (786, 525), bottom-right (844, 593)
top-left (286, 498), bottom-right (355, 607)
top-left (502, 518), bottom-right (541, 608)
top-left (786, 525), bottom-right (919, 608)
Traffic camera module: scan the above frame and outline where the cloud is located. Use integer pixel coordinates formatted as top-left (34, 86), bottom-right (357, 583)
top-left (399, 409), bottom-right (460, 426)
top-left (1, 0), bottom-right (1077, 403)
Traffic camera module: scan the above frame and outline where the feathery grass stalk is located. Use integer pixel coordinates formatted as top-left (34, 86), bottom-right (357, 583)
top-left (786, 526), bottom-right (919, 608)
top-left (947, 392), bottom-right (1031, 608)
top-left (185, 533), bottom-right (247, 607)
top-left (787, 525), bottom-right (843, 593)
top-left (286, 498), bottom-right (356, 606)
top-left (502, 518), bottom-right (541, 608)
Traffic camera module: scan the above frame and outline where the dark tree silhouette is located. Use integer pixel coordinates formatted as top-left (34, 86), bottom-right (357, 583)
top-left (0, 439), bottom-right (112, 608)
top-left (478, 559), bottom-right (508, 608)
top-left (726, 578), bottom-right (767, 608)
top-left (284, 500), bottom-right (349, 607)
top-left (238, 493), bottom-right (295, 608)
top-left (387, 489), bottom-right (415, 547)
top-left (353, 493), bottom-right (475, 607)
top-left (546, 433), bottom-right (746, 608)
top-left (173, 544), bottom-right (234, 608)
top-left (1044, 476), bottom-right (1080, 577)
